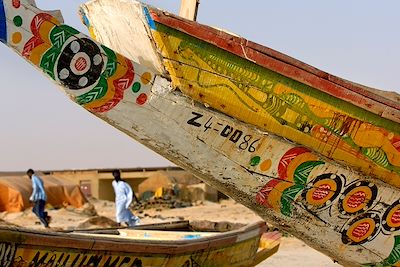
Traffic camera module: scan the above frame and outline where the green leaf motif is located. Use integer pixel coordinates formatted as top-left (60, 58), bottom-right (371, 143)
top-left (77, 77), bottom-right (108, 105)
top-left (39, 25), bottom-right (81, 80)
top-left (281, 185), bottom-right (305, 217)
top-left (40, 47), bottom-right (59, 80)
top-left (294, 161), bottom-right (324, 185)
top-left (361, 147), bottom-right (389, 168)
top-left (50, 25), bottom-right (79, 49)
top-left (101, 45), bottom-right (117, 78)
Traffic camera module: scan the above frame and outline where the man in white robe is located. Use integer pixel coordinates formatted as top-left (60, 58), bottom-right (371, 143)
top-left (112, 169), bottom-right (140, 226)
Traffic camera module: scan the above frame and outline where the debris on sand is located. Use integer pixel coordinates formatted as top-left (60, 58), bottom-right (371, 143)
top-left (75, 216), bottom-right (119, 229)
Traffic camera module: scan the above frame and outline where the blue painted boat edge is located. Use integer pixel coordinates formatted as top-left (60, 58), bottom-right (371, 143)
top-left (143, 6), bottom-right (156, 30)
top-left (0, 0), bottom-right (7, 42)
top-left (78, 7), bottom-right (91, 29)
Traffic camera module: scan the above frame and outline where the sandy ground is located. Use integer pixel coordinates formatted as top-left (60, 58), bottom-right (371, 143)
top-left (0, 199), bottom-right (342, 267)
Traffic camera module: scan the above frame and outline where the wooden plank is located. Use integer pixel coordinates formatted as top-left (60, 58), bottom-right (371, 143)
top-left (82, 1), bottom-right (400, 193)
top-left (150, 10), bottom-right (400, 122)
top-left (0, 222), bottom-right (266, 253)
top-left (0, 223), bottom-right (267, 266)
top-left (179, 0), bottom-right (199, 21)
top-left (253, 244), bottom-right (280, 266)
top-left (144, 9), bottom-right (400, 191)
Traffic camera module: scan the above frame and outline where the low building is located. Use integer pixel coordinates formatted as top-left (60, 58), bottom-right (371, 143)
top-left (44, 167), bottom-right (204, 201)
top-left (1, 167), bottom-right (226, 203)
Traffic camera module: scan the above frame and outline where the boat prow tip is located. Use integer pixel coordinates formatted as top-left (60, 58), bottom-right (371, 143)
top-left (0, 0), bottom-right (64, 45)
top-left (0, 0), bottom-right (157, 113)
top-left (25, 0), bottom-right (64, 23)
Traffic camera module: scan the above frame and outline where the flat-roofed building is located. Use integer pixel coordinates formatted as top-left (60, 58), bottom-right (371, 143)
top-left (44, 167), bottom-right (201, 201)
top-left (1, 167), bottom-right (223, 202)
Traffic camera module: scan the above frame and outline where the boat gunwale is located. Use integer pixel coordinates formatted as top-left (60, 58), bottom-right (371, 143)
top-left (147, 7), bottom-right (400, 122)
top-left (0, 221), bottom-right (267, 254)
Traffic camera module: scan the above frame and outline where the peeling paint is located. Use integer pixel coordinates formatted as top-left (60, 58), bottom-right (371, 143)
top-left (1, 0), bottom-right (400, 266)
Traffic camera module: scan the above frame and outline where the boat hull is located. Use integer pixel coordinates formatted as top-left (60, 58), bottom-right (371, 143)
top-left (0, 222), bottom-right (272, 266)
top-left (79, 1), bottom-right (400, 265)
top-left (1, 0), bottom-right (400, 265)
top-left (148, 12), bottom-right (400, 190)
top-left (84, 0), bottom-right (400, 189)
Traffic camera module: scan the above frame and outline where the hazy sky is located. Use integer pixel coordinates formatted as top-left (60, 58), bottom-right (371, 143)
top-left (0, 0), bottom-right (399, 171)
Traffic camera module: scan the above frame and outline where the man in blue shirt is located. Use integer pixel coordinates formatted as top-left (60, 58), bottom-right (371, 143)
top-left (27, 169), bottom-right (50, 228)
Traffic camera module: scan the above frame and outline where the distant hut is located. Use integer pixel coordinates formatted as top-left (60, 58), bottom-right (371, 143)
top-left (0, 174), bottom-right (87, 212)
top-left (138, 170), bottom-right (219, 202)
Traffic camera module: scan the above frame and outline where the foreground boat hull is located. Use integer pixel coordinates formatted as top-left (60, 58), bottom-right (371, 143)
top-left (1, 0), bottom-right (400, 266)
top-left (0, 222), bottom-right (274, 266)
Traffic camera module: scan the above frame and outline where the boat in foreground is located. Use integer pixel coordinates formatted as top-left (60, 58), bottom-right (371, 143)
top-left (1, 0), bottom-right (400, 265)
top-left (0, 220), bottom-right (278, 266)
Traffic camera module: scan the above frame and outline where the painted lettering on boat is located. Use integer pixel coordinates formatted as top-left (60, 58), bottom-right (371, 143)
top-left (187, 111), bottom-right (260, 152)
top-left (27, 250), bottom-right (142, 267)
top-left (0, 242), bottom-right (16, 267)
top-left (0, 235), bottom-right (262, 267)
top-left (153, 22), bottom-right (400, 189)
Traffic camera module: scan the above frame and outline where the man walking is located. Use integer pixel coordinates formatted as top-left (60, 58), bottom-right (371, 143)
top-left (112, 169), bottom-right (140, 227)
top-left (27, 169), bottom-right (50, 228)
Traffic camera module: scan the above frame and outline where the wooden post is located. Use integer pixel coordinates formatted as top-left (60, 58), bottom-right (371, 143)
top-left (179, 0), bottom-right (200, 21)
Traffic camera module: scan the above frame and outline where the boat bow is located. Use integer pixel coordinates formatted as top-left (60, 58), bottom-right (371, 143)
top-left (2, 0), bottom-right (400, 266)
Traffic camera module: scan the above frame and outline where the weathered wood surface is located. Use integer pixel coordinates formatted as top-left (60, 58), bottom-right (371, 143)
top-left (0, 222), bottom-right (269, 266)
top-left (152, 9), bottom-right (400, 117)
top-left (178, 0), bottom-right (199, 21)
top-left (1, 0), bottom-right (400, 266)
top-left (81, 0), bottom-right (400, 193)
top-left (254, 231), bottom-right (282, 266)
top-left (151, 12), bottom-right (400, 189)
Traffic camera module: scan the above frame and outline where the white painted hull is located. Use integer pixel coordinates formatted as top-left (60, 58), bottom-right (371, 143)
top-left (1, 0), bottom-right (400, 265)
top-left (105, 77), bottom-right (399, 266)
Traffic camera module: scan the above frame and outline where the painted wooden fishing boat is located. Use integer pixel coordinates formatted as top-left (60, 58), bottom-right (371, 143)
top-left (0, 220), bottom-right (278, 266)
top-left (1, 0), bottom-right (400, 266)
